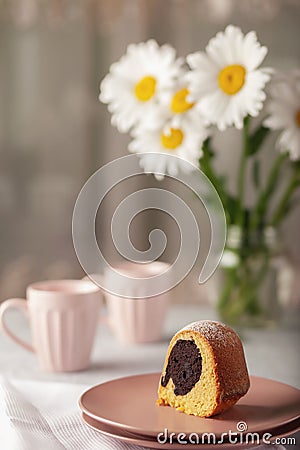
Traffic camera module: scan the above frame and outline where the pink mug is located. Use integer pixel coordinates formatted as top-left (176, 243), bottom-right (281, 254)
top-left (0, 279), bottom-right (102, 372)
top-left (103, 262), bottom-right (171, 344)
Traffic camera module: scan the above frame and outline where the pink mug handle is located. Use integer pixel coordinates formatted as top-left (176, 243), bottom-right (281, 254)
top-left (0, 299), bottom-right (34, 352)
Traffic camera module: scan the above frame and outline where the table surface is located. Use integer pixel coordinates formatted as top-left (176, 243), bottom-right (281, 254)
top-left (0, 305), bottom-right (299, 390)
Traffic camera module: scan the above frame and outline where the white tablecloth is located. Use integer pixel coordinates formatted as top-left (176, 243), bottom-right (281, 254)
top-left (0, 377), bottom-right (148, 449)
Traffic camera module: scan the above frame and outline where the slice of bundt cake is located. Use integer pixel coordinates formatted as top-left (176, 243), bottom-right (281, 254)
top-left (157, 320), bottom-right (250, 417)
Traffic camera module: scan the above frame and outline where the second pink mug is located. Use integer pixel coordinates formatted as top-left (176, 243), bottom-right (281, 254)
top-left (103, 261), bottom-right (171, 344)
top-left (0, 279), bottom-right (102, 372)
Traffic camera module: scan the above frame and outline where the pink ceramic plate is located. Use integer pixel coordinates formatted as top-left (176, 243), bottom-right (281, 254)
top-left (82, 412), bottom-right (300, 450)
top-left (79, 373), bottom-right (300, 438)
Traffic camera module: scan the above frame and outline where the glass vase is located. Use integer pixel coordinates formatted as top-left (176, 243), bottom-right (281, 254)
top-left (218, 226), bottom-right (282, 327)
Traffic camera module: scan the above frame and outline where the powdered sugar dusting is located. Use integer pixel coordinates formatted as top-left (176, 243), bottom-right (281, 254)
top-left (180, 320), bottom-right (240, 348)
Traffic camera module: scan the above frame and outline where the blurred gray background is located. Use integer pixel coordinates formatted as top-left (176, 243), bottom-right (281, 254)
top-left (0, 0), bottom-right (299, 302)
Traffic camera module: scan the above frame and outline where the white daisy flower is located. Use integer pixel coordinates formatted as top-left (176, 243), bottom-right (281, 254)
top-left (140, 69), bottom-right (209, 139)
top-left (264, 71), bottom-right (300, 160)
top-left (186, 25), bottom-right (272, 130)
top-left (147, 74), bottom-right (209, 131)
top-left (128, 122), bottom-right (207, 179)
top-left (99, 40), bottom-right (183, 133)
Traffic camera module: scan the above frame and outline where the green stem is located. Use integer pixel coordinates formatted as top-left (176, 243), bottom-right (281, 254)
top-left (251, 153), bottom-right (288, 230)
top-left (201, 140), bottom-right (228, 220)
top-left (271, 170), bottom-right (300, 226)
top-left (218, 268), bottom-right (237, 311)
top-left (237, 116), bottom-right (250, 227)
top-left (255, 252), bottom-right (270, 286)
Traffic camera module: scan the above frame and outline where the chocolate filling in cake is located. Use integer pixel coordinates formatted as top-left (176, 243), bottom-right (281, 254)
top-left (161, 339), bottom-right (202, 395)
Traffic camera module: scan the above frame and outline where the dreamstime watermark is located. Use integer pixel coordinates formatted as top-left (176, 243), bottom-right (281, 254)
top-left (72, 153), bottom-right (226, 298)
top-left (156, 422), bottom-right (297, 446)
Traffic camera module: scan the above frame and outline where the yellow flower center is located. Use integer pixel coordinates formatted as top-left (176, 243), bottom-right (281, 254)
top-left (171, 88), bottom-right (195, 113)
top-left (134, 75), bottom-right (156, 101)
top-left (218, 64), bottom-right (246, 95)
top-left (296, 109), bottom-right (300, 127)
top-left (161, 128), bottom-right (184, 150)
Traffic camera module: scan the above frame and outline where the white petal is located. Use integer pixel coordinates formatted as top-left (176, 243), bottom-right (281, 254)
top-left (186, 26), bottom-right (270, 130)
top-left (99, 39), bottom-right (182, 132)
